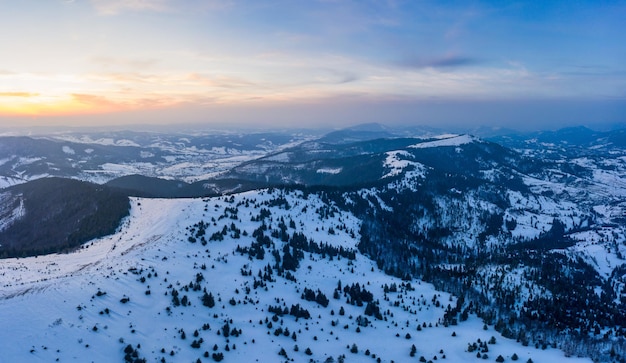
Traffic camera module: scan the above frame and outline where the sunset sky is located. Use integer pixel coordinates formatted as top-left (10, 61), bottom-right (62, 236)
top-left (0, 0), bottom-right (624, 130)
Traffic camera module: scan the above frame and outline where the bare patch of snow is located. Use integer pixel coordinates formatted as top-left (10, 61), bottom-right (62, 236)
top-left (382, 150), bottom-right (428, 180)
top-left (316, 167), bottom-right (342, 174)
top-left (409, 134), bottom-right (477, 149)
top-left (62, 146), bottom-right (75, 155)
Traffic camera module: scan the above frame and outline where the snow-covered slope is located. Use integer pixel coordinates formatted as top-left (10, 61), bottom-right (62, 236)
top-left (0, 190), bottom-right (589, 363)
top-left (410, 134), bottom-right (478, 149)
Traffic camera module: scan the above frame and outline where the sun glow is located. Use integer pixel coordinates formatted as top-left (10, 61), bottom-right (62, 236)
top-left (0, 71), bottom-right (127, 117)
top-left (0, 93), bottom-right (119, 117)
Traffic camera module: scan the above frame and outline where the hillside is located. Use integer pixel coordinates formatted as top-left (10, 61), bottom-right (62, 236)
top-left (0, 178), bottom-right (130, 258)
top-left (0, 190), bottom-right (591, 363)
top-left (214, 131), bottom-right (626, 361)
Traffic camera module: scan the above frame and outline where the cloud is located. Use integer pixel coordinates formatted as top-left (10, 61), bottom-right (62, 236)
top-left (186, 73), bottom-right (256, 89)
top-left (397, 54), bottom-right (481, 70)
top-left (315, 69), bottom-right (360, 85)
top-left (71, 92), bottom-right (185, 111)
top-left (0, 92), bottom-right (40, 97)
top-left (90, 0), bottom-right (170, 15)
top-left (87, 72), bottom-right (161, 84)
top-left (89, 0), bottom-right (231, 15)
top-left (71, 93), bottom-right (121, 109)
top-left (90, 56), bottom-right (159, 70)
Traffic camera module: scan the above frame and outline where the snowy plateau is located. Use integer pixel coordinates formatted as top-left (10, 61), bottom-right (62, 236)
top-left (1, 125), bottom-right (626, 363)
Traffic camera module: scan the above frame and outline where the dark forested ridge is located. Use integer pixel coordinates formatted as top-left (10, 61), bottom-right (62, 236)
top-left (105, 174), bottom-right (273, 198)
top-left (0, 178), bottom-right (130, 258)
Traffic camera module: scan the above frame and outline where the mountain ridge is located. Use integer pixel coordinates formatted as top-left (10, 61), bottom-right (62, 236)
top-left (0, 178), bottom-right (130, 258)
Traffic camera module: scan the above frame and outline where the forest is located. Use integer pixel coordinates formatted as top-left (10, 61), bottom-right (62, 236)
top-left (0, 178), bottom-right (130, 258)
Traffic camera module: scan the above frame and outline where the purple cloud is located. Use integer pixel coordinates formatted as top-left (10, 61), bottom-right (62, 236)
top-left (397, 55), bottom-right (481, 69)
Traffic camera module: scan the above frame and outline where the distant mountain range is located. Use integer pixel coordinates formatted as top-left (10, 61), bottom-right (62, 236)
top-left (0, 131), bottom-right (312, 188)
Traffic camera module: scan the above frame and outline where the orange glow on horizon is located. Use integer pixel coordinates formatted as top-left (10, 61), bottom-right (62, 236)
top-left (0, 89), bottom-right (342, 119)
top-left (0, 101), bottom-right (97, 117)
top-left (0, 93), bottom-right (136, 117)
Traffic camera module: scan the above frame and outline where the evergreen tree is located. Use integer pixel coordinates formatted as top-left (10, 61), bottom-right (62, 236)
top-left (202, 291), bottom-right (215, 308)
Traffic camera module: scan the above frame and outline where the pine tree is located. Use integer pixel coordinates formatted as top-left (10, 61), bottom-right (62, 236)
top-left (202, 291), bottom-right (215, 307)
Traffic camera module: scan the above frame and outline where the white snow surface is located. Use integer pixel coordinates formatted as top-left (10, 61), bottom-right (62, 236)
top-left (569, 230), bottom-right (626, 279)
top-left (0, 176), bottom-right (24, 189)
top-left (53, 135), bottom-right (141, 147)
top-left (409, 134), bottom-right (478, 149)
top-left (382, 150), bottom-right (427, 179)
top-left (316, 167), bottom-right (342, 174)
top-left (0, 190), bottom-right (591, 363)
top-left (62, 146), bottom-right (75, 155)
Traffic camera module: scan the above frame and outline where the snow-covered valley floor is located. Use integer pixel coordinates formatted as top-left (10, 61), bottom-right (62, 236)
top-left (0, 191), bottom-right (593, 363)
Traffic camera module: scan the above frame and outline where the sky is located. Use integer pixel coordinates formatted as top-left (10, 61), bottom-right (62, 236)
top-left (0, 0), bottom-right (624, 131)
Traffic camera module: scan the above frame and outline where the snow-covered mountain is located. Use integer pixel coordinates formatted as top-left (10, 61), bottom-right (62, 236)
top-left (0, 190), bottom-right (592, 363)
top-left (1, 125), bottom-right (626, 362)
